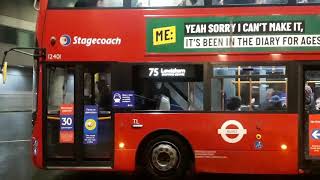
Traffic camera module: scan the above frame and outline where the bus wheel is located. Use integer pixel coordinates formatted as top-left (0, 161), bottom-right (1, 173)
top-left (141, 135), bottom-right (191, 180)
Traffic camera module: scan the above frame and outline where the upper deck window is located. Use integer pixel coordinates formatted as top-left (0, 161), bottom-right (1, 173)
top-left (212, 0), bottom-right (287, 5)
top-left (132, 0), bottom-right (204, 7)
top-left (48, 0), bottom-right (317, 8)
top-left (297, 0), bottom-right (320, 4)
top-left (48, 0), bottom-right (124, 8)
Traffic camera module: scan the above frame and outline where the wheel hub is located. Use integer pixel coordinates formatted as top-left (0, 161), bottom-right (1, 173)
top-left (151, 143), bottom-right (179, 172)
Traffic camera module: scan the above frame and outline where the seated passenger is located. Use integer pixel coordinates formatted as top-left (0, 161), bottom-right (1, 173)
top-left (223, 0), bottom-right (256, 4)
top-left (260, 88), bottom-right (275, 110)
top-left (256, 0), bottom-right (287, 4)
top-left (75, 0), bottom-right (103, 7)
top-left (266, 95), bottom-right (282, 111)
top-left (311, 97), bottom-right (320, 113)
top-left (135, 0), bottom-right (180, 7)
top-left (179, 0), bottom-right (205, 6)
top-left (212, 0), bottom-right (223, 5)
top-left (226, 96), bottom-right (241, 111)
top-left (96, 79), bottom-right (112, 110)
top-left (305, 84), bottom-right (314, 112)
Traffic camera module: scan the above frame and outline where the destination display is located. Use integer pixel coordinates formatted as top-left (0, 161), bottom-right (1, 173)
top-left (146, 15), bottom-right (320, 53)
top-left (137, 64), bottom-right (203, 81)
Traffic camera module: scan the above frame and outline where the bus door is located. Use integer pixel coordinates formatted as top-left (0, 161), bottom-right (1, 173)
top-left (304, 69), bottom-right (320, 163)
top-left (45, 64), bottom-right (113, 167)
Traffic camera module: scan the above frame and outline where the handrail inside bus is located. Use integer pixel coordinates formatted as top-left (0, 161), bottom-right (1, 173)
top-left (47, 116), bottom-right (111, 121)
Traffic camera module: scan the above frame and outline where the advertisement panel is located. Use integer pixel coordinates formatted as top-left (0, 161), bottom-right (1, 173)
top-left (59, 104), bottom-right (74, 144)
top-left (309, 115), bottom-right (320, 158)
top-left (147, 15), bottom-right (320, 53)
top-left (83, 105), bottom-right (99, 145)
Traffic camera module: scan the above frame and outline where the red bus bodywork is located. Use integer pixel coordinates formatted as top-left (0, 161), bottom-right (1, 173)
top-left (32, 1), bottom-right (320, 174)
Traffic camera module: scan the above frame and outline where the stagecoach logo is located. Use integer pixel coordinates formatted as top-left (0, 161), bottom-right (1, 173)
top-left (218, 120), bottom-right (247, 144)
top-left (60, 34), bottom-right (71, 46)
top-left (59, 34), bottom-right (122, 47)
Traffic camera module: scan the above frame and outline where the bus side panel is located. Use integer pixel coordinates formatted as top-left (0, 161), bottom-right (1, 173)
top-left (114, 149), bottom-right (136, 171)
top-left (196, 150), bottom-right (297, 174)
top-left (32, 64), bottom-right (44, 168)
top-left (114, 113), bottom-right (298, 174)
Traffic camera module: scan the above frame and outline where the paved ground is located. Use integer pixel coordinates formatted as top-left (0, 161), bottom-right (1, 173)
top-left (0, 112), bottom-right (33, 180)
top-left (0, 112), bottom-right (318, 180)
top-left (32, 171), bottom-right (311, 180)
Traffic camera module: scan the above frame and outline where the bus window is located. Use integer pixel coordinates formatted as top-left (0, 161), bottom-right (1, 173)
top-left (212, 0), bottom-right (288, 5)
top-left (133, 0), bottom-right (181, 7)
top-left (84, 71), bottom-right (112, 112)
top-left (48, 0), bottom-right (124, 8)
top-left (180, 0), bottom-right (205, 6)
top-left (211, 65), bottom-right (287, 112)
top-left (305, 71), bottom-right (320, 114)
top-left (47, 66), bottom-right (74, 114)
top-left (297, 0), bottom-right (320, 3)
top-left (133, 65), bottom-right (203, 111)
top-left (132, 0), bottom-right (204, 7)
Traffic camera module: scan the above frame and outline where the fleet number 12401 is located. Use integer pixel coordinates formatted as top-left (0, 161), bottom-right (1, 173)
top-left (48, 53), bottom-right (62, 60)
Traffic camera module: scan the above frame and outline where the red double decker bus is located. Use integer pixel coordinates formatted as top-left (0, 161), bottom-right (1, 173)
top-left (2, 0), bottom-right (320, 178)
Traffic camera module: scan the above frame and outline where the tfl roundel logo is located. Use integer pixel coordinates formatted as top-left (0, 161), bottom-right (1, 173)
top-left (218, 120), bottom-right (247, 144)
top-left (60, 34), bottom-right (71, 46)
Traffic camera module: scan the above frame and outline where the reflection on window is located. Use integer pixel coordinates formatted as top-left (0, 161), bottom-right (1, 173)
top-left (49, 0), bottom-right (123, 8)
top-left (134, 81), bottom-right (203, 111)
top-left (47, 66), bottom-right (74, 114)
top-left (297, 0), bottom-right (320, 3)
top-left (132, 0), bottom-right (204, 7)
top-left (212, 0), bottom-right (287, 5)
top-left (212, 66), bottom-right (287, 112)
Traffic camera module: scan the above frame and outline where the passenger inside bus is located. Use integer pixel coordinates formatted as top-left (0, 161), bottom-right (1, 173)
top-left (305, 84), bottom-right (315, 113)
top-left (313, 97), bottom-right (320, 113)
top-left (179, 0), bottom-right (205, 6)
top-left (297, 0), bottom-right (320, 3)
top-left (134, 0), bottom-right (204, 7)
top-left (74, 0), bottom-right (103, 7)
top-left (212, 0), bottom-right (287, 5)
top-left (74, 0), bottom-right (123, 7)
top-left (267, 95), bottom-right (283, 110)
top-left (226, 96), bottom-right (241, 111)
top-left (260, 88), bottom-right (275, 110)
top-left (95, 78), bottom-right (112, 111)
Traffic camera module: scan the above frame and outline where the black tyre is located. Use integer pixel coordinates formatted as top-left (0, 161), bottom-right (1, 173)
top-left (139, 135), bottom-right (192, 180)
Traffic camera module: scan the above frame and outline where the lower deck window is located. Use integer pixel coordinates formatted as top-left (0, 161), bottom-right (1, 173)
top-left (212, 65), bottom-right (287, 112)
top-left (133, 65), bottom-right (203, 111)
